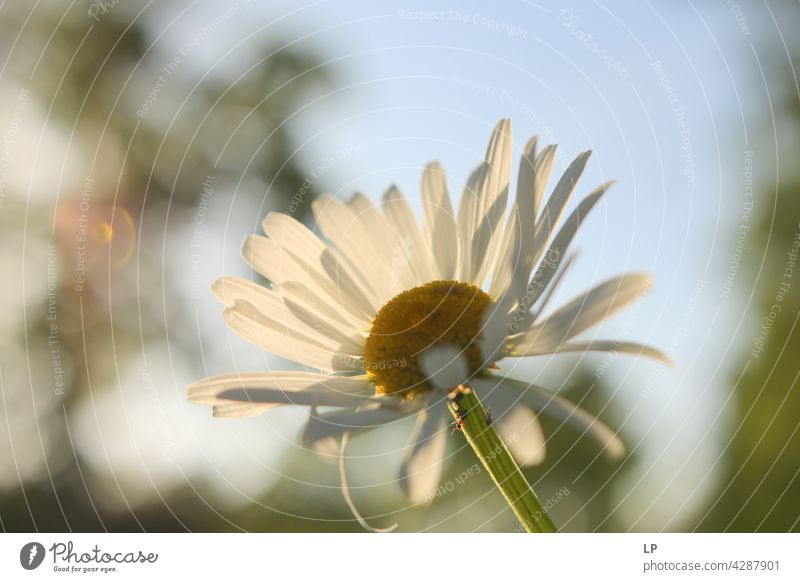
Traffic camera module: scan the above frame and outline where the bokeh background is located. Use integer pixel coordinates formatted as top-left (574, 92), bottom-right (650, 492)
top-left (1, 0), bottom-right (798, 532)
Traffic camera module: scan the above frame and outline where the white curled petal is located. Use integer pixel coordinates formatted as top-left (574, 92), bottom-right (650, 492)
top-left (339, 432), bottom-right (398, 532)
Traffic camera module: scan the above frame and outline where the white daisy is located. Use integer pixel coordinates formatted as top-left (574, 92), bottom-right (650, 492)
top-left (188, 118), bottom-right (670, 522)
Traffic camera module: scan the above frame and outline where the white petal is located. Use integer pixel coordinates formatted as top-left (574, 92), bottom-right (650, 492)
top-left (223, 296), bottom-right (337, 353)
top-left (510, 251), bottom-right (578, 336)
top-left (212, 275), bottom-right (279, 311)
top-left (472, 209), bottom-right (510, 288)
top-left (399, 399), bottom-right (449, 504)
top-left (262, 211), bottom-right (382, 309)
top-left (517, 273), bottom-right (653, 353)
top-left (216, 387), bottom-right (380, 408)
top-left (312, 194), bottom-right (393, 303)
top-left (533, 150), bottom-right (592, 251)
top-left (490, 137), bottom-right (548, 301)
top-left (348, 193), bottom-right (419, 293)
top-left (533, 144), bottom-right (558, 218)
top-left (261, 211), bottom-right (326, 258)
top-left (211, 401), bottom-right (275, 419)
top-left (190, 372), bottom-right (373, 417)
top-left (419, 345), bottom-right (470, 391)
top-left (455, 164), bottom-right (483, 280)
top-left (381, 185), bottom-right (437, 284)
top-left (212, 276), bottom-right (364, 354)
top-left (527, 252), bottom-right (578, 323)
top-left (242, 234), bottom-right (376, 321)
top-left (515, 135), bottom-right (539, 225)
top-left (224, 300), bottom-right (364, 372)
top-left (472, 376), bottom-right (625, 460)
top-left (528, 181), bottom-right (614, 305)
top-left (484, 143), bottom-right (557, 295)
top-left (421, 162), bottom-right (459, 279)
top-left (478, 119), bottom-right (513, 221)
top-left (511, 339), bottom-right (673, 365)
top-left (318, 246), bottom-right (385, 315)
top-left (188, 371), bottom-right (371, 405)
top-left (282, 296), bottom-right (366, 355)
top-left (488, 209), bottom-right (519, 299)
top-left (242, 234), bottom-right (309, 284)
top-left (470, 119), bottom-right (513, 286)
top-left (276, 280), bottom-right (369, 331)
top-left (494, 406), bottom-right (546, 467)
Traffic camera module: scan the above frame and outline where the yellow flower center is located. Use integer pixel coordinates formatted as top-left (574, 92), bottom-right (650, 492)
top-left (364, 280), bottom-right (492, 399)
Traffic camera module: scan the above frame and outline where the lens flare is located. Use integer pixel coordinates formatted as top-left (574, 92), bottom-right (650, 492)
top-left (92, 221), bottom-right (114, 245)
top-left (53, 203), bottom-right (138, 272)
top-left (106, 207), bottom-right (136, 268)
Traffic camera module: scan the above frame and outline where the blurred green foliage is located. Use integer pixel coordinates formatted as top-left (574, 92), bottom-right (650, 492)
top-left (698, 59), bottom-right (800, 532)
top-left (0, 2), bottom-right (331, 532)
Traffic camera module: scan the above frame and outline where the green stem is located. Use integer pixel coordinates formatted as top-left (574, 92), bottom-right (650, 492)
top-left (451, 386), bottom-right (557, 533)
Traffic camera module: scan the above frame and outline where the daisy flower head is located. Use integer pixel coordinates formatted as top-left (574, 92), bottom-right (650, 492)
top-left (188, 119), bottom-right (670, 529)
